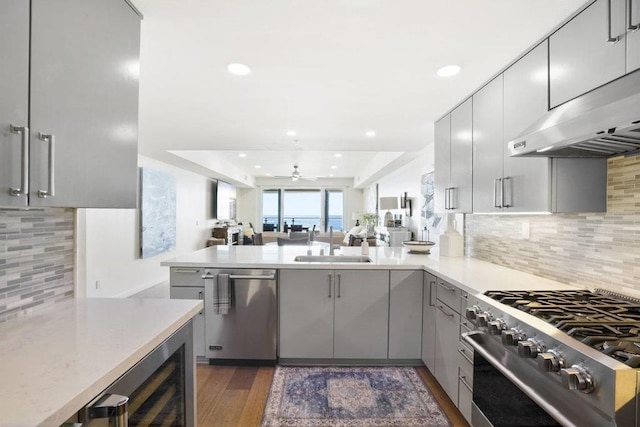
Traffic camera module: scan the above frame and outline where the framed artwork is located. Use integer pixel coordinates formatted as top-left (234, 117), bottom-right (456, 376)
top-left (140, 168), bottom-right (176, 258)
top-left (421, 172), bottom-right (442, 241)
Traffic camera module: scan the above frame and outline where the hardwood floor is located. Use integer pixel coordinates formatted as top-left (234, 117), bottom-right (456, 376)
top-left (195, 364), bottom-right (470, 427)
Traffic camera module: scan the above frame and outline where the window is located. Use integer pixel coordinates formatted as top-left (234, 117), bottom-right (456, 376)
top-left (260, 188), bottom-right (344, 232)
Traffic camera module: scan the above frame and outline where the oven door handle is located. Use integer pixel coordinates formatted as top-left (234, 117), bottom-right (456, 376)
top-left (462, 331), bottom-right (579, 427)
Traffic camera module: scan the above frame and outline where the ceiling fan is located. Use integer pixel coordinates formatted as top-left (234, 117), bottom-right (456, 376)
top-left (274, 165), bottom-right (317, 181)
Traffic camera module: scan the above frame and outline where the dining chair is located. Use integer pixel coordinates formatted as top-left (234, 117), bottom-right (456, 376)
top-left (252, 232), bottom-right (264, 246)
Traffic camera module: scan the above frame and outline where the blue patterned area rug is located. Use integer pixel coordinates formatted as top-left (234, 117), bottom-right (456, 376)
top-left (260, 366), bottom-right (451, 426)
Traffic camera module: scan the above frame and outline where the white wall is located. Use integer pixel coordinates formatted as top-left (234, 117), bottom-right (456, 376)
top-left (77, 156), bottom-right (215, 298)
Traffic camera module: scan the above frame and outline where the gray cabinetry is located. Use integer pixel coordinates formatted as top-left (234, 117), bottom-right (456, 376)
top-left (169, 268), bottom-right (205, 358)
top-left (629, 0), bottom-right (640, 72)
top-left (421, 272), bottom-right (437, 372)
top-left (435, 99), bottom-right (473, 213)
top-left (433, 278), bottom-right (462, 401)
top-left (0, 0), bottom-right (140, 208)
top-left (550, 0), bottom-right (626, 107)
top-left (389, 271), bottom-right (423, 359)
top-left (279, 269), bottom-right (389, 360)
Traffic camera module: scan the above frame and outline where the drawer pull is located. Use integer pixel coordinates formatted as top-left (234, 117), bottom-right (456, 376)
top-left (459, 375), bottom-right (473, 391)
top-left (174, 268), bottom-right (200, 273)
top-left (458, 347), bottom-right (473, 364)
top-left (437, 305), bottom-right (454, 318)
top-left (439, 282), bottom-right (456, 293)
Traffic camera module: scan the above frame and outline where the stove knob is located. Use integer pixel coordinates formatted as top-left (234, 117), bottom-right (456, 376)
top-left (465, 306), bottom-right (480, 321)
top-left (501, 328), bottom-right (525, 346)
top-left (517, 339), bottom-right (542, 358)
top-left (487, 319), bottom-right (507, 335)
top-left (476, 312), bottom-right (492, 327)
top-left (537, 350), bottom-right (565, 373)
top-left (561, 365), bottom-right (595, 394)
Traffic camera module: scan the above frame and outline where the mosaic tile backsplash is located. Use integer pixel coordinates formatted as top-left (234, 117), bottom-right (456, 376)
top-left (0, 208), bottom-right (74, 322)
top-left (466, 154), bottom-right (640, 296)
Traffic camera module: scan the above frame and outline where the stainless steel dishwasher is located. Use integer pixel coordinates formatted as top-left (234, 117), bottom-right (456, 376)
top-left (202, 269), bottom-right (277, 363)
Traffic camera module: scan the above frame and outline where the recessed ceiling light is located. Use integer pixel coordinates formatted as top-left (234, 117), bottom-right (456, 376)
top-left (331, 165), bottom-right (337, 169)
top-left (227, 63), bottom-right (251, 76)
top-left (266, 173), bottom-right (272, 176)
top-left (254, 165), bottom-right (261, 169)
top-left (366, 130), bottom-right (376, 137)
top-left (329, 174), bottom-right (334, 177)
top-left (239, 153), bottom-right (247, 158)
top-left (334, 153), bottom-right (342, 158)
top-left (286, 130), bottom-right (297, 137)
top-left (437, 64), bottom-right (461, 77)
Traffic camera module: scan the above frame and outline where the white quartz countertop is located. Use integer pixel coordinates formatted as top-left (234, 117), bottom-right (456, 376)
top-left (161, 246), bottom-right (580, 294)
top-left (0, 297), bottom-right (203, 427)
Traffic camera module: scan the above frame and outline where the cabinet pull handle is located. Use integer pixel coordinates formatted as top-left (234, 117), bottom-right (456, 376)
top-left (174, 268), bottom-right (200, 273)
top-left (37, 133), bottom-right (55, 198)
top-left (458, 347), bottom-right (473, 364)
top-left (459, 374), bottom-right (473, 391)
top-left (437, 304), bottom-right (455, 318)
top-left (439, 282), bottom-right (456, 293)
top-left (9, 125), bottom-right (29, 197)
top-left (443, 188), bottom-right (449, 210)
top-left (328, 273), bottom-right (332, 298)
top-left (198, 291), bottom-right (204, 314)
top-left (429, 280), bottom-right (436, 306)
top-left (493, 178), bottom-right (502, 208)
top-left (629, 0), bottom-right (640, 30)
top-left (336, 273), bottom-right (341, 298)
top-left (607, 0), bottom-right (621, 43)
top-left (448, 187), bottom-right (456, 210)
top-left (502, 176), bottom-right (512, 208)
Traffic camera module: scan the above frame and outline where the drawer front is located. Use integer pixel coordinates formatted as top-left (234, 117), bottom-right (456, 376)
top-left (436, 279), bottom-right (461, 313)
top-left (457, 341), bottom-right (474, 388)
top-left (170, 267), bottom-right (204, 287)
top-left (458, 366), bottom-right (473, 423)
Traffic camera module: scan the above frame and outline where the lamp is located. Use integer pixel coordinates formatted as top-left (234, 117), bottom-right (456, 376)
top-left (379, 197), bottom-right (398, 227)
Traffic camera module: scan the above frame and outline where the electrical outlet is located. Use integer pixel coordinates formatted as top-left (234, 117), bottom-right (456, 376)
top-left (95, 280), bottom-right (101, 290)
top-left (522, 221), bottom-right (530, 240)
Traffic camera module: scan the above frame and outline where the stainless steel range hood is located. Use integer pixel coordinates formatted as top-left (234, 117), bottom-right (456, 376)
top-left (508, 70), bottom-right (640, 158)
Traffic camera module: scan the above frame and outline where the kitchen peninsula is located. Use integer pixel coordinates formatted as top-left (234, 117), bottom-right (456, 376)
top-left (0, 298), bottom-right (202, 426)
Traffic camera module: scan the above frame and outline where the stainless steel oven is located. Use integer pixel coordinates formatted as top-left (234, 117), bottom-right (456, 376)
top-left (70, 321), bottom-right (195, 426)
top-left (462, 290), bottom-right (639, 427)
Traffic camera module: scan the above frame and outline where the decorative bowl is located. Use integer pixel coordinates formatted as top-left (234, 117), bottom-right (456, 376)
top-left (402, 240), bottom-right (436, 254)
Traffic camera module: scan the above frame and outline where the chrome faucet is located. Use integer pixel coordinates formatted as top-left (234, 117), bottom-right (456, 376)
top-left (329, 226), bottom-right (335, 255)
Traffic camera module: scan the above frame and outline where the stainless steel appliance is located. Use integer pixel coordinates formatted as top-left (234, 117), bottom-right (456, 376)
top-left (463, 289), bottom-right (639, 427)
top-left (508, 69), bottom-right (640, 158)
top-left (74, 322), bottom-right (195, 426)
top-left (203, 269), bottom-right (277, 363)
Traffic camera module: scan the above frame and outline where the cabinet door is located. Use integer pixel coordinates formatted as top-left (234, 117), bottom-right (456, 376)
top-left (334, 270), bottom-right (389, 359)
top-left (389, 271), bottom-right (423, 359)
top-left (449, 99), bottom-right (473, 213)
top-left (628, 0), bottom-right (640, 72)
top-left (434, 300), bottom-right (460, 401)
top-left (170, 286), bottom-right (206, 357)
top-left (472, 76), bottom-right (504, 213)
top-left (29, 0), bottom-right (139, 208)
top-left (0, 0), bottom-right (29, 208)
top-left (422, 272), bottom-right (437, 372)
top-left (279, 270), bottom-right (334, 358)
top-left (549, 0), bottom-right (626, 107)
top-left (434, 115), bottom-right (451, 213)
top-left (503, 41), bottom-right (552, 212)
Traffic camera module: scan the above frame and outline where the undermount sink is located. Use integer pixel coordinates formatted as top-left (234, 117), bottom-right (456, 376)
top-left (293, 255), bottom-right (372, 263)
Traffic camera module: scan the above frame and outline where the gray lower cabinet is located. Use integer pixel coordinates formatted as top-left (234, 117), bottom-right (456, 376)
top-left (434, 298), bottom-right (460, 401)
top-left (279, 269), bottom-right (389, 360)
top-left (549, 0), bottom-right (626, 107)
top-left (169, 267), bottom-right (206, 357)
top-left (421, 272), bottom-right (437, 372)
top-left (0, 0), bottom-right (140, 208)
top-left (388, 271), bottom-right (423, 359)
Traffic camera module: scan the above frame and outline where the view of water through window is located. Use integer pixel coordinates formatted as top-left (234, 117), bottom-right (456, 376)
top-left (262, 189), bottom-right (344, 231)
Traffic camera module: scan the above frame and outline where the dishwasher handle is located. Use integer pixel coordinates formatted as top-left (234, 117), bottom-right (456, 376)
top-left (202, 272), bottom-right (276, 280)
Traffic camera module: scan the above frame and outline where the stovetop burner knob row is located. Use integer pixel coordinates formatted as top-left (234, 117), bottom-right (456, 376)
top-left (517, 338), bottom-right (544, 358)
top-left (537, 349), bottom-right (565, 373)
top-left (501, 328), bottom-right (526, 346)
top-left (560, 364), bottom-right (595, 394)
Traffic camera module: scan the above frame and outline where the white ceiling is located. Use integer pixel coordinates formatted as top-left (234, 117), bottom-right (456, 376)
top-left (131, 0), bottom-right (588, 187)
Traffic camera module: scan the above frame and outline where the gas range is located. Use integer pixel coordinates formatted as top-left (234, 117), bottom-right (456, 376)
top-left (463, 288), bottom-right (639, 427)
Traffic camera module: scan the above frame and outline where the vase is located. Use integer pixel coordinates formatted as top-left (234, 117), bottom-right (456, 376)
top-left (366, 221), bottom-right (376, 237)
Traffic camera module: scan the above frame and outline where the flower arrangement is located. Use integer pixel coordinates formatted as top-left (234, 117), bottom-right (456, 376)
top-left (361, 212), bottom-right (379, 236)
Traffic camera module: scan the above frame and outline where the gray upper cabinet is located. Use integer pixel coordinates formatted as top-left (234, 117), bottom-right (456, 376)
top-left (550, 0), bottom-right (626, 107)
top-left (1, 0), bottom-right (140, 208)
top-left (0, 0), bottom-right (29, 208)
top-left (435, 100), bottom-right (473, 213)
top-left (629, 0), bottom-right (640, 72)
top-left (502, 41), bottom-right (553, 213)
